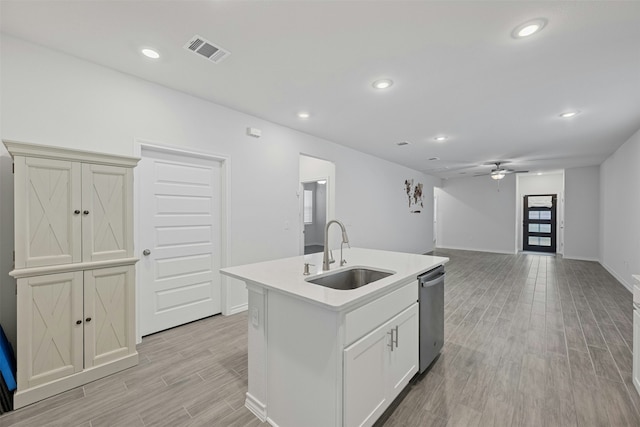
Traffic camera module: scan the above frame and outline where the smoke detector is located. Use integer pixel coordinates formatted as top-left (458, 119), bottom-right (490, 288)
top-left (184, 35), bottom-right (231, 64)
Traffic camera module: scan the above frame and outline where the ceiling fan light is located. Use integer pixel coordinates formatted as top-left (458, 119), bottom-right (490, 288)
top-left (491, 171), bottom-right (506, 180)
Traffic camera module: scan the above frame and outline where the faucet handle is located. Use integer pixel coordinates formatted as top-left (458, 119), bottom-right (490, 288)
top-left (303, 263), bottom-right (315, 275)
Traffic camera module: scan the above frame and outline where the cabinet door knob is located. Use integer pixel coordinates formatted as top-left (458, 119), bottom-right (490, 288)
top-left (143, 249), bottom-right (151, 256)
top-left (76, 320), bottom-right (82, 325)
top-left (74, 210), bottom-right (81, 215)
top-left (85, 317), bottom-right (92, 322)
top-left (83, 210), bottom-right (90, 215)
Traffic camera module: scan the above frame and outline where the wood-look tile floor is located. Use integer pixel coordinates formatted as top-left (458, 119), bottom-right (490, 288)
top-left (2, 249), bottom-right (639, 426)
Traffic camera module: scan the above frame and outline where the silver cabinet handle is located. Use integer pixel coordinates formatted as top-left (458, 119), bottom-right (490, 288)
top-left (395, 325), bottom-right (399, 348)
top-left (387, 330), bottom-right (394, 351)
top-left (143, 249), bottom-right (151, 256)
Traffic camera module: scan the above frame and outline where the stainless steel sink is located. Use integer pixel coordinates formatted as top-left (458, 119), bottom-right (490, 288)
top-left (306, 267), bottom-right (393, 290)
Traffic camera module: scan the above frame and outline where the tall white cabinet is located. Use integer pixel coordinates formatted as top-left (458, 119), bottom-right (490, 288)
top-left (4, 140), bottom-right (139, 409)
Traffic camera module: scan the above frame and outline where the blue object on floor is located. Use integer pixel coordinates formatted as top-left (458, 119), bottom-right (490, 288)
top-left (0, 325), bottom-right (16, 391)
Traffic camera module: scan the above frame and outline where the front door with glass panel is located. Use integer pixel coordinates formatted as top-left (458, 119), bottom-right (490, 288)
top-left (523, 194), bottom-right (556, 253)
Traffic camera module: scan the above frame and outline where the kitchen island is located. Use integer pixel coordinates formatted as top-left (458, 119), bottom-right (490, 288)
top-left (220, 247), bottom-right (448, 427)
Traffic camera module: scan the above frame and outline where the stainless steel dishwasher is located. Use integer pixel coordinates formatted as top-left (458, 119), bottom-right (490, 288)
top-left (418, 265), bottom-right (445, 373)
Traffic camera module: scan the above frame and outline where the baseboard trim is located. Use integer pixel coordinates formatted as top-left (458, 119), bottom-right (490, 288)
top-left (226, 303), bottom-right (248, 315)
top-left (435, 245), bottom-right (516, 255)
top-left (562, 255), bottom-right (600, 262)
top-left (266, 417), bottom-right (282, 427)
top-left (600, 262), bottom-right (633, 293)
top-left (245, 392), bottom-right (267, 422)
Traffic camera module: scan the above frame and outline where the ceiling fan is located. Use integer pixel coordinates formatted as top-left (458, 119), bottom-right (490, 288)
top-left (474, 161), bottom-right (529, 180)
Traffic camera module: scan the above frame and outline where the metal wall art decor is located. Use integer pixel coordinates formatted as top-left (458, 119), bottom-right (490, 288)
top-left (405, 179), bottom-right (424, 213)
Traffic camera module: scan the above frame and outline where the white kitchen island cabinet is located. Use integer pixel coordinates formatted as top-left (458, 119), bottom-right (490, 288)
top-left (221, 247), bottom-right (447, 427)
top-left (4, 140), bottom-right (139, 409)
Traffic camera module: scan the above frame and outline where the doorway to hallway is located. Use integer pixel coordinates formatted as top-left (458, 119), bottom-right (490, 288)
top-left (302, 180), bottom-right (327, 254)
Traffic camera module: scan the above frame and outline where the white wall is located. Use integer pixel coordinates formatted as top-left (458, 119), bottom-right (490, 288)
top-left (313, 183), bottom-right (327, 244)
top-left (436, 175), bottom-right (517, 254)
top-left (600, 128), bottom-right (640, 291)
top-left (564, 166), bottom-right (600, 261)
top-left (516, 173), bottom-right (565, 253)
top-left (0, 35), bottom-right (438, 328)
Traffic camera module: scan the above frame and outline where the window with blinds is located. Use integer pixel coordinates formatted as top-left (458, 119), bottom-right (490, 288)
top-left (303, 190), bottom-right (313, 224)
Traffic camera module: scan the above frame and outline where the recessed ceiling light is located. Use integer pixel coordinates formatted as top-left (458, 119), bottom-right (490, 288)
top-left (512, 18), bottom-right (548, 39)
top-left (434, 136), bottom-right (448, 142)
top-left (559, 110), bottom-right (580, 118)
top-left (537, 172), bottom-right (543, 176)
top-left (372, 79), bottom-right (393, 90)
top-left (297, 112), bottom-right (311, 119)
top-left (141, 48), bottom-right (160, 59)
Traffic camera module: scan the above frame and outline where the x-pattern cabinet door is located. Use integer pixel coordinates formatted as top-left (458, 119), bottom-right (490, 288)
top-left (17, 271), bottom-right (84, 389)
top-left (15, 157), bottom-right (82, 268)
top-left (84, 266), bottom-right (135, 369)
top-left (82, 164), bottom-right (133, 262)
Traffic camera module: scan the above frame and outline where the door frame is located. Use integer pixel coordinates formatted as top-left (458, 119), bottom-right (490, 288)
top-left (134, 139), bottom-right (230, 342)
top-left (299, 177), bottom-right (330, 254)
top-left (522, 194), bottom-right (557, 253)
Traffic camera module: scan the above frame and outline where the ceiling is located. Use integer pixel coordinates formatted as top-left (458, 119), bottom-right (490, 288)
top-left (2, 1), bottom-right (640, 179)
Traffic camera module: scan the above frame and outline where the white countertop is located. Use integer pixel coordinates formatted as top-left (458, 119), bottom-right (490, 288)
top-left (220, 247), bottom-right (449, 310)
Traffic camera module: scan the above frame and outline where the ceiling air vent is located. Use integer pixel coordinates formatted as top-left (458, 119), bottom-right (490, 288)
top-left (184, 35), bottom-right (230, 64)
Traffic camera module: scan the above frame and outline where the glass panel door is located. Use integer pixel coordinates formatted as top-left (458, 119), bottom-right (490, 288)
top-left (523, 194), bottom-right (557, 253)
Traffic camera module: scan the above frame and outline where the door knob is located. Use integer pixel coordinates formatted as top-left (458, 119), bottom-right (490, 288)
top-left (143, 249), bottom-right (151, 256)
top-left (83, 210), bottom-right (89, 215)
top-left (74, 210), bottom-right (81, 215)
top-left (76, 320), bottom-right (82, 325)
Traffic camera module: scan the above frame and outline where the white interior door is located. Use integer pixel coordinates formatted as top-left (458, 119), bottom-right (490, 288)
top-left (139, 148), bottom-right (222, 336)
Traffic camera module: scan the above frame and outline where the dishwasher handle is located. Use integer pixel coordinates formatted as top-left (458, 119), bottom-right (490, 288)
top-left (420, 272), bottom-right (445, 288)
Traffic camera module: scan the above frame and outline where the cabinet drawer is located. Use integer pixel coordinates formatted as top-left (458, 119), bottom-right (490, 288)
top-left (344, 280), bottom-right (418, 346)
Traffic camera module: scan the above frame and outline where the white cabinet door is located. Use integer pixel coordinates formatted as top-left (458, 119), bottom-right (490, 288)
top-left (344, 322), bottom-right (390, 427)
top-left (82, 164), bottom-right (132, 262)
top-left (15, 157), bottom-right (81, 268)
top-left (387, 304), bottom-right (419, 400)
top-left (17, 272), bottom-right (84, 389)
top-left (633, 309), bottom-right (640, 394)
top-left (344, 303), bottom-right (419, 427)
top-left (84, 266), bottom-right (136, 368)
